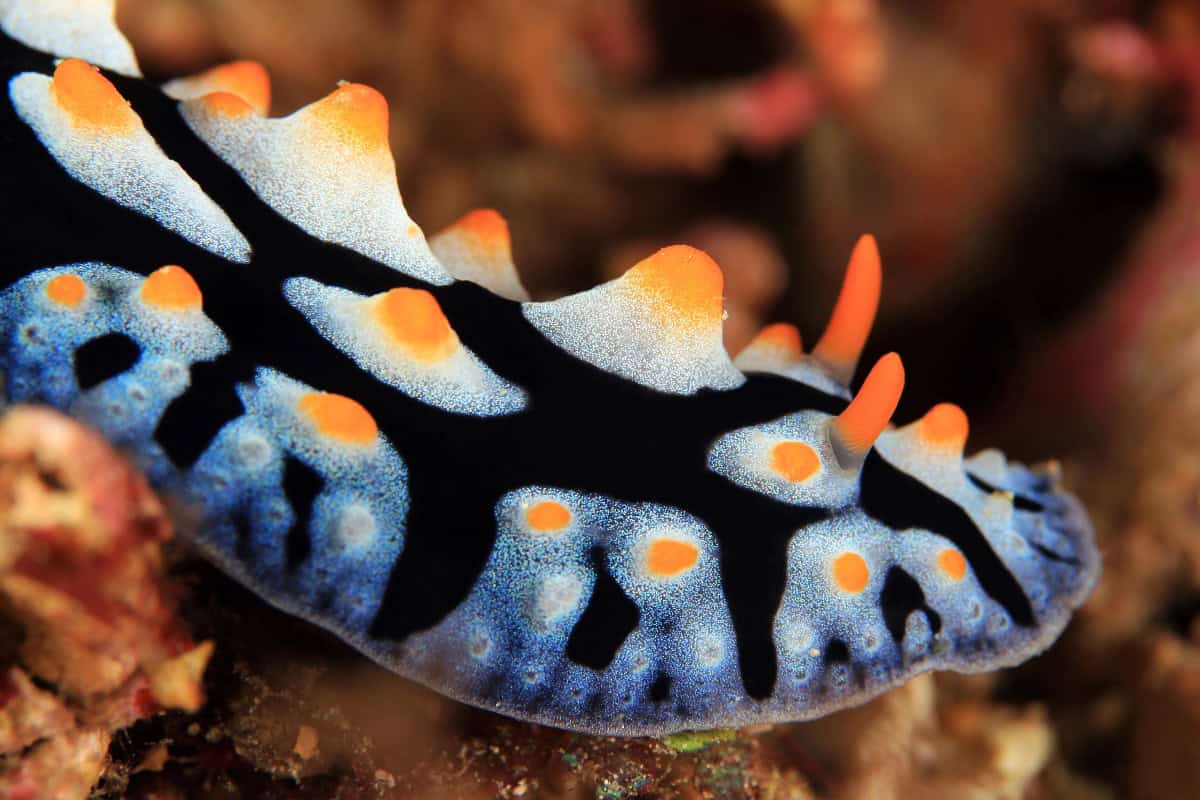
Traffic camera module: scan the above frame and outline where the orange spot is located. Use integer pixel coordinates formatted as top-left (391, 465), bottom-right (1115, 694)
top-left (812, 235), bottom-right (881, 379)
top-left (770, 441), bottom-right (820, 483)
top-left (938, 548), bottom-right (967, 581)
top-left (526, 501), bottom-right (571, 532)
top-left (311, 83), bottom-right (389, 153)
top-left (833, 352), bottom-right (904, 457)
top-left (919, 403), bottom-right (969, 450)
top-left (624, 245), bottom-right (724, 330)
top-left (752, 323), bottom-right (803, 360)
top-left (832, 552), bottom-right (869, 593)
top-left (298, 392), bottom-right (377, 444)
top-left (52, 59), bottom-right (138, 133)
top-left (372, 288), bottom-right (458, 362)
top-left (140, 265), bottom-right (202, 310)
top-left (202, 90), bottom-right (255, 117)
top-left (45, 274), bottom-right (86, 307)
top-left (199, 61), bottom-right (270, 114)
top-left (646, 538), bottom-right (700, 577)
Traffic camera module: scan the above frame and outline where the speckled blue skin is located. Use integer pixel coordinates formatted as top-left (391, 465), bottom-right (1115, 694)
top-left (0, 19), bottom-right (1099, 737)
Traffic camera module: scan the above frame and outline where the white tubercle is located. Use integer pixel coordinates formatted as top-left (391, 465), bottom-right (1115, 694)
top-left (9, 62), bottom-right (250, 263)
top-left (284, 277), bottom-right (526, 416)
top-left (180, 82), bottom-right (451, 285)
top-left (429, 209), bottom-right (530, 301)
top-left (523, 245), bottom-right (744, 395)
top-left (163, 60), bottom-right (271, 116)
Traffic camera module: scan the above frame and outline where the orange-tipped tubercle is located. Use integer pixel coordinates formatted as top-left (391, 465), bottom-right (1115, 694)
top-left (53, 58), bottom-right (138, 133)
top-left (812, 235), bottom-right (882, 385)
top-left (311, 82), bottom-right (390, 153)
top-left (624, 245), bottom-right (725, 332)
top-left (751, 322), bottom-right (803, 360)
top-left (918, 402), bottom-right (969, 453)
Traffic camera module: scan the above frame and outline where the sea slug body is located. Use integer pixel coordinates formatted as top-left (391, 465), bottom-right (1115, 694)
top-left (0, 0), bottom-right (1099, 736)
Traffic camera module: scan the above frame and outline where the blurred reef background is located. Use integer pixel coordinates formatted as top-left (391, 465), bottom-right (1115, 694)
top-left (3, 0), bottom-right (1200, 797)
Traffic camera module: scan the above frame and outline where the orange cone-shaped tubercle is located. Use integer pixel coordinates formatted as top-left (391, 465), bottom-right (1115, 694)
top-left (191, 61), bottom-right (271, 114)
top-left (918, 402), bottom-right (969, 452)
top-left (812, 235), bottom-right (881, 384)
top-left (624, 245), bottom-right (725, 331)
top-left (310, 82), bottom-right (390, 153)
top-left (832, 352), bottom-right (904, 463)
top-left (749, 322), bottom-right (803, 360)
top-left (450, 209), bottom-right (511, 252)
top-left (53, 58), bottom-right (138, 133)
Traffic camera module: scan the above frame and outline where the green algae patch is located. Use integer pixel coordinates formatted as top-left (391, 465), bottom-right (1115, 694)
top-left (658, 728), bottom-right (737, 753)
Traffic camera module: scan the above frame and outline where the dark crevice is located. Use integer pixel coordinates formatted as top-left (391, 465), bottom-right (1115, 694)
top-left (566, 547), bottom-right (640, 671)
top-left (281, 456), bottom-right (323, 571)
top-left (879, 566), bottom-right (942, 645)
top-left (649, 671), bottom-right (672, 703)
top-left (1032, 543), bottom-right (1081, 566)
top-left (73, 332), bottom-right (140, 390)
top-left (824, 639), bottom-right (850, 664)
top-left (155, 357), bottom-right (250, 468)
top-left (965, 472), bottom-right (1046, 513)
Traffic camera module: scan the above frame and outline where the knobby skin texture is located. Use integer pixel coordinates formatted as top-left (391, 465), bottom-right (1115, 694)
top-left (0, 0), bottom-right (1098, 736)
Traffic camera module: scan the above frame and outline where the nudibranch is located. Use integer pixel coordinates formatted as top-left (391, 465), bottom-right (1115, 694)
top-left (0, 1), bottom-right (1098, 736)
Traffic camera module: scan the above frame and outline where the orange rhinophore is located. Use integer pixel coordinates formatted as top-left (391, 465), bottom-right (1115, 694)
top-left (624, 245), bottom-right (725, 331)
top-left (812, 235), bottom-right (881, 384)
top-left (372, 288), bottom-right (458, 362)
top-left (52, 58), bottom-right (138, 133)
top-left (298, 392), bottom-right (378, 444)
top-left (831, 352), bottom-right (904, 463)
top-left (140, 265), bottom-right (202, 311)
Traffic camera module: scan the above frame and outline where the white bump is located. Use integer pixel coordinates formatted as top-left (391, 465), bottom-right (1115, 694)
top-left (694, 631), bottom-right (725, 667)
top-left (334, 504), bottom-right (376, 549)
top-left (235, 432), bottom-right (272, 468)
top-left (902, 612), bottom-right (932, 657)
top-left (531, 573), bottom-right (582, 628)
top-left (779, 621), bottom-right (815, 655)
top-left (467, 629), bottom-right (492, 660)
top-left (155, 359), bottom-right (188, 392)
